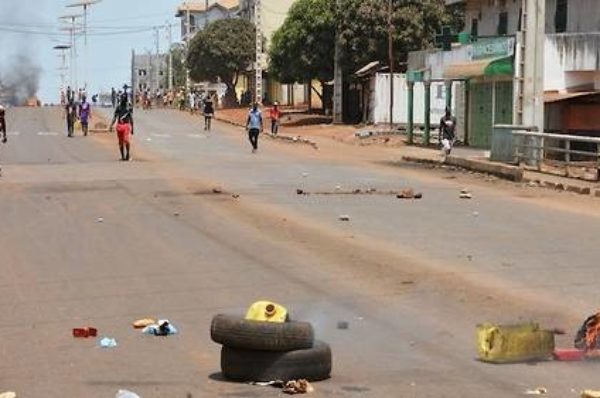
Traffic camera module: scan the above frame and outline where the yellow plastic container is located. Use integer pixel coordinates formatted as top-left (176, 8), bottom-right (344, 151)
top-left (245, 301), bottom-right (288, 323)
top-left (477, 322), bottom-right (555, 363)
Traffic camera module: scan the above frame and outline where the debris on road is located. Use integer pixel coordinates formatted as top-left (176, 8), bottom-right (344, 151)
top-left (337, 321), bottom-right (349, 330)
top-left (99, 337), bottom-right (118, 348)
top-left (96, 217), bottom-right (104, 223)
top-left (232, 194), bottom-right (240, 199)
top-left (302, 172), bottom-right (309, 178)
top-left (524, 387), bottom-right (547, 395)
top-left (477, 322), bottom-right (555, 363)
top-left (0, 392), bottom-right (16, 398)
top-left (73, 327), bottom-right (98, 338)
top-left (459, 189), bottom-right (473, 199)
top-left (173, 212), bottom-right (180, 217)
top-left (335, 185), bottom-right (342, 191)
top-left (473, 211), bottom-right (479, 217)
top-left (582, 390), bottom-right (600, 398)
top-left (296, 189), bottom-right (306, 195)
top-left (250, 380), bottom-right (285, 388)
top-left (283, 379), bottom-right (315, 395)
top-left (132, 318), bottom-right (156, 329)
top-left (574, 312), bottom-right (600, 351)
top-left (142, 319), bottom-right (178, 336)
top-left (339, 215), bottom-right (351, 221)
top-left (115, 390), bottom-right (142, 398)
top-left (212, 188), bottom-right (223, 194)
top-left (553, 348), bottom-right (585, 361)
top-left (396, 188), bottom-right (423, 199)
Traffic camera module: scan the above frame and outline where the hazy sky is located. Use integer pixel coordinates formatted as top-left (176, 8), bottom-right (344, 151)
top-left (1, 0), bottom-right (185, 102)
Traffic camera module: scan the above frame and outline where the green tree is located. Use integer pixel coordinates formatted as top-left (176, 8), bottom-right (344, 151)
top-left (269, 0), bottom-right (336, 108)
top-left (168, 43), bottom-right (187, 89)
top-left (336, 0), bottom-right (455, 74)
top-left (187, 18), bottom-right (255, 107)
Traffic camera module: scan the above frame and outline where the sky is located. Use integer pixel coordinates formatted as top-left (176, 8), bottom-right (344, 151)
top-left (0, 0), bottom-right (185, 103)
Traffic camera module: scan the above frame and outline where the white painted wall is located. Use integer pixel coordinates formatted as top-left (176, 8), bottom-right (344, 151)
top-left (370, 74), bottom-right (458, 127)
top-left (465, 0), bottom-right (522, 37)
top-left (545, 33), bottom-right (600, 91)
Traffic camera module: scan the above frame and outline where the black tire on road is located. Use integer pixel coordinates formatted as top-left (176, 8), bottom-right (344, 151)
top-left (210, 314), bottom-right (314, 351)
top-left (221, 340), bottom-right (332, 382)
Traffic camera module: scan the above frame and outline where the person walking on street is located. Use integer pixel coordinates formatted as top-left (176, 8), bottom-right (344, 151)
top-left (110, 94), bottom-right (134, 161)
top-left (439, 107), bottom-right (457, 156)
top-left (78, 95), bottom-right (92, 136)
top-left (0, 105), bottom-right (7, 144)
top-left (203, 97), bottom-right (214, 131)
top-left (246, 103), bottom-right (263, 153)
top-left (65, 99), bottom-right (78, 137)
top-left (269, 102), bottom-right (281, 135)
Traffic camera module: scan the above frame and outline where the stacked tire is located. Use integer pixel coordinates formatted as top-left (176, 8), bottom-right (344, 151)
top-left (211, 314), bottom-right (332, 382)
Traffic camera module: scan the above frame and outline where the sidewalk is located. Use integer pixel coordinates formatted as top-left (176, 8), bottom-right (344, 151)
top-left (213, 108), bottom-right (600, 198)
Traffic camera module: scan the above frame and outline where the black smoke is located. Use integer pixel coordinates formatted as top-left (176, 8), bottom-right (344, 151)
top-left (0, 0), bottom-right (44, 106)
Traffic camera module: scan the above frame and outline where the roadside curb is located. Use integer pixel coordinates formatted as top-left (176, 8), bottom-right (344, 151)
top-left (401, 155), bottom-right (524, 182)
top-left (214, 116), bottom-right (319, 150)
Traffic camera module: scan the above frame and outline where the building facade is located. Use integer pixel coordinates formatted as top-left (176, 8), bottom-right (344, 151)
top-left (132, 53), bottom-right (168, 94)
top-left (176, 0), bottom-right (239, 42)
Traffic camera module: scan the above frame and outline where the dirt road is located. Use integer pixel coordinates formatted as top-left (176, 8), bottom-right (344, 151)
top-left (0, 106), bottom-right (599, 397)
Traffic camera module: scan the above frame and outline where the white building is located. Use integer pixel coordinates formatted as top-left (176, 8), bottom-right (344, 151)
top-left (176, 0), bottom-right (239, 42)
top-left (132, 53), bottom-right (168, 93)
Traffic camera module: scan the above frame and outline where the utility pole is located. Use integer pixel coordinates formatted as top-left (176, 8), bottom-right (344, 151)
top-left (186, 5), bottom-right (191, 92)
top-left (59, 14), bottom-right (82, 93)
top-left (388, 0), bottom-right (394, 130)
top-left (166, 22), bottom-right (173, 91)
top-left (254, 0), bottom-right (263, 104)
top-left (154, 26), bottom-right (160, 93)
top-left (333, 0), bottom-right (343, 124)
top-left (205, 0), bottom-right (209, 29)
top-left (67, 0), bottom-right (102, 92)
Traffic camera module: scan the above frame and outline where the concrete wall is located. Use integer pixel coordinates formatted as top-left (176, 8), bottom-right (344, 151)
top-left (465, 0), bottom-right (522, 37)
top-left (545, 33), bottom-right (600, 91)
top-left (369, 74), bottom-right (460, 129)
top-left (546, 0), bottom-right (600, 33)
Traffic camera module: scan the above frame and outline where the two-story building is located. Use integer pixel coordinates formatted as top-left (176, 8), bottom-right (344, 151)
top-left (408, 0), bottom-right (600, 149)
top-left (176, 0), bottom-right (239, 43)
top-left (238, 0), bottom-right (310, 106)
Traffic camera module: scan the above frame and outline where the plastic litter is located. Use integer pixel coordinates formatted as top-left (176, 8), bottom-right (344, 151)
top-left (525, 387), bottom-right (547, 395)
top-left (477, 322), bottom-right (555, 363)
top-left (115, 390), bottom-right (141, 398)
top-left (250, 381), bottom-right (284, 388)
top-left (99, 337), bottom-right (118, 348)
top-left (96, 217), bottom-right (104, 223)
top-left (73, 327), bottom-right (98, 338)
top-left (339, 215), bottom-right (350, 221)
top-left (0, 392), bottom-right (16, 398)
top-left (283, 379), bottom-right (314, 395)
top-left (553, 348), bottom-right (585, 361)
top-left (141, 319), bottom-right (178, 336)
top-left (132, 318), bottom-right (156, 329)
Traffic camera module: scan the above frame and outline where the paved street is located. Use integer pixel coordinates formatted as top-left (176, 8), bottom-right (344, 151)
top-left (1, 106), bottom-right (600, 397)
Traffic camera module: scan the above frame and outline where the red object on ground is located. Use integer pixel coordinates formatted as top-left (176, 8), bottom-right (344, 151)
top-left (72, 327), bottom-right (98, 338)
top-left (553, 348), bottom-right (585, 361)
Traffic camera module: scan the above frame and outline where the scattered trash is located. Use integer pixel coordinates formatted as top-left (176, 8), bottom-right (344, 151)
top-left (473, 211), bottom-right (479, 217)
top-left (335, 185), bottom-right (342, 191)
top-left (132, 318), bottom-right (156, 329)
top-left (232, 194), bottom-right (240, 199)
top-left (73, 327), bottom-right (98, 338)
top-left (212, 188), bottom-right (223, 194)
top-left (250, 380), bottom-right (285, 388)
top-left (337, 321), bottom-right (349, 330)
top-left (553, 348), bottom-right (585, 361)
top-left (296, 189), bottom-right (305, 195)
top-left (142, 319), bottom-right (178, 336)
top-left (477, 322), bottom-right (555, 363)
top-left (173, 212), bottom-right (180, 217)
top-left (525, 387), bottom-right (547, 395)
top-left (99, 337), bottom-right (118, 348)
top-left (582, 390), bottom-right (600, 398)
top-left (302, 172), bottom-right (309, 178)
top-left (0, 392), bottom-right (16, 398)
top-left (115, 390), bottom-right (142, 398)
top-left (574, 312), bottom-right (600, 351)
top-left (527, 181), bottom-right (539, 188)
top-left (283, 379), bottom-right (314, 395)
top-left (397, 188), bottom-right (422, 199)
top-left (401, 280), bottom-right (415, 285)
top-left (339, 215), bottom-right (350, 221)
top-left (96, 217), bottom-right (104, 223)
top-left (459, 192), bottom-right (472, 199)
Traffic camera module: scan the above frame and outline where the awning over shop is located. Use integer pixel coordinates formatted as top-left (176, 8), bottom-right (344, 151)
top-left (443, 57), bottom-right (514, 79)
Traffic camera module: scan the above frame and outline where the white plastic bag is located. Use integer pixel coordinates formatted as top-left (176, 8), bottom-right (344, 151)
top-left (115, 390), bottom-right (141, 398)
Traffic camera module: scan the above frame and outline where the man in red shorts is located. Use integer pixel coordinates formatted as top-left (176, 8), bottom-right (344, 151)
top-left (110, 94), bottom-right (134, 161)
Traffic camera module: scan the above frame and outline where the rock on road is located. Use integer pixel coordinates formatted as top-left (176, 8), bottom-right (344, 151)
top-left (0, 106), bottom-right (599, 397)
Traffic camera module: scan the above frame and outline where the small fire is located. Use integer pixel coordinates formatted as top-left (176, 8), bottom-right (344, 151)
top-left (25, 97), bottom-right (40, 107)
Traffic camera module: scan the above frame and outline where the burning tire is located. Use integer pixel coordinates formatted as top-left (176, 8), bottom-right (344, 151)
top-left (221, 340), bottom-right (332, 382)
top-left (210, 314), bottom-right (314, 352)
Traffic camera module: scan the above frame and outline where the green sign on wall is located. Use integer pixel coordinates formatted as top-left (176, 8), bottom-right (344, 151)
top-left (472, 37), bottom-right (515, 60)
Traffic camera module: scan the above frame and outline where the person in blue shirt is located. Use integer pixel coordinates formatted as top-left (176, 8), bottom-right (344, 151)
top-left (246, 103), bottom-right (263, 153)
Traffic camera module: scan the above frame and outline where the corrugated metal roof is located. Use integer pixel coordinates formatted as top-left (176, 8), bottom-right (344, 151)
top-left (544, 91), bottom-right (600, 103)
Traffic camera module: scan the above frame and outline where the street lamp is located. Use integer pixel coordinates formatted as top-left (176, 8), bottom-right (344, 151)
top-left (66, 0), bottom-right (102, 92)
top-left (53, 44), bottom-right (71, 103)
top-left (59, 14), bottom-right (83, 93)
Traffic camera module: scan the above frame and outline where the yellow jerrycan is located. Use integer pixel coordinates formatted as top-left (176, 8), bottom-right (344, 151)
top-left (245, 301), bottom-right (288, 323)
